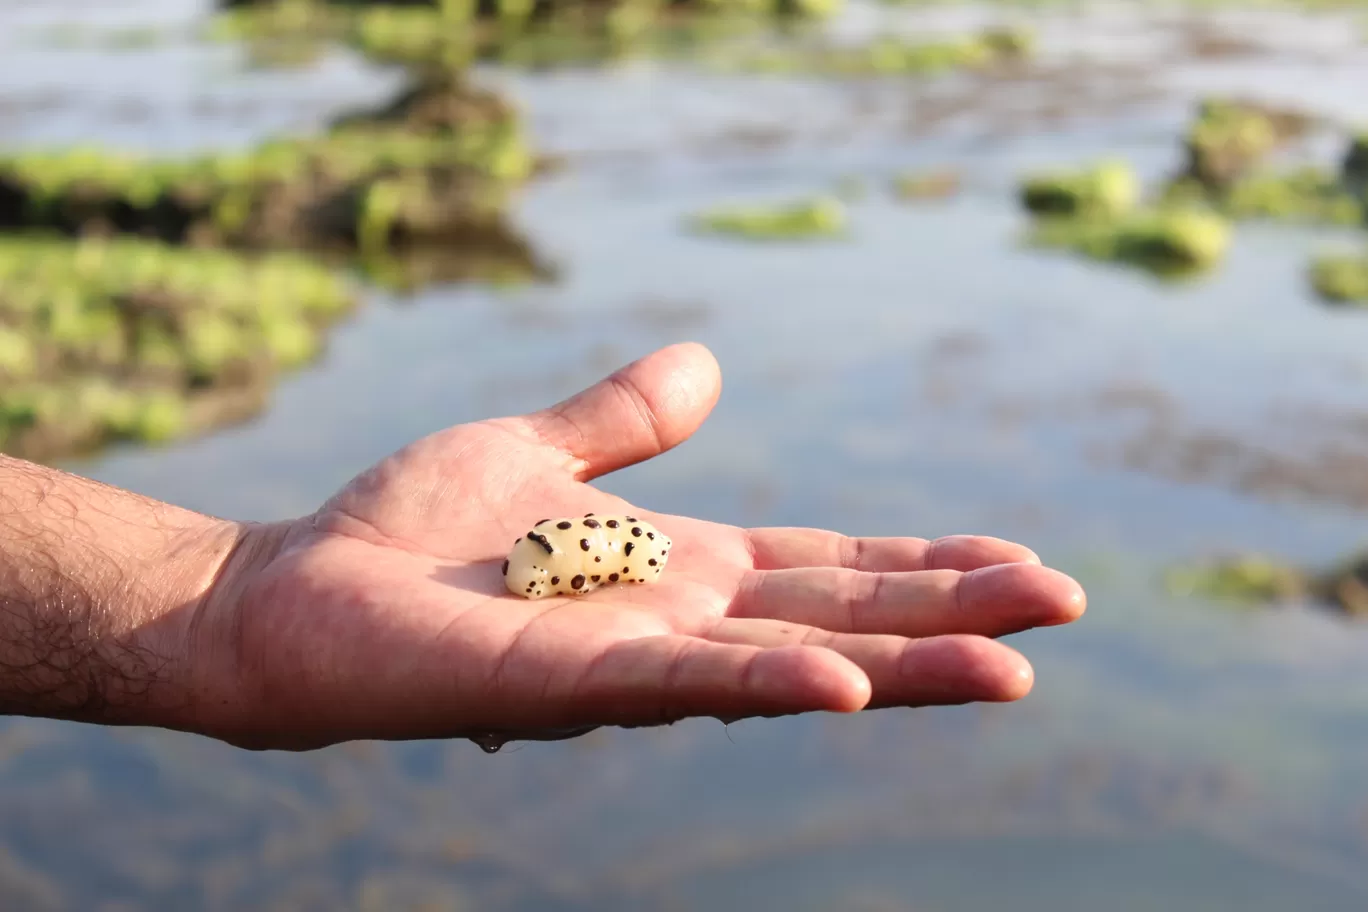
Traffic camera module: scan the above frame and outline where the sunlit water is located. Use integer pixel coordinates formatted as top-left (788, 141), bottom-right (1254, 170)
top-left (4, 0), bottom-right (1368, 908)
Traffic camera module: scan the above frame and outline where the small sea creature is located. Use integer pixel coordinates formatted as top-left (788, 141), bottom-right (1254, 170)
top-left (503, 514), bottom-right (671, 599)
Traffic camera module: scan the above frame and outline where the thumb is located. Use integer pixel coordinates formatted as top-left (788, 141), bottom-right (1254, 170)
top-left (520, 342), bottom-right (722, 481)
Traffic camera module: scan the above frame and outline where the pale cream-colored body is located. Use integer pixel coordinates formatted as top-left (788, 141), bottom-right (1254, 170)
top-left (503, 514), bottom-right (671, 599)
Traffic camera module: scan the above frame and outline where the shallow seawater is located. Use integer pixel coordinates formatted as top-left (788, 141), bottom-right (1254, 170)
top-left (6, 0), bottom-right (1368, 908)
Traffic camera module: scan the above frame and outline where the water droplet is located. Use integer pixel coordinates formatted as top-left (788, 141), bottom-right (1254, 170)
top-left (464, 724), bottom-right (602, 753)
top-left (468, 732), bottom-right (507, 753)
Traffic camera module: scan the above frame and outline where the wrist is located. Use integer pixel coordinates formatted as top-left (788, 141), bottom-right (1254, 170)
top-left (173, 518), bottom-right (295, 746)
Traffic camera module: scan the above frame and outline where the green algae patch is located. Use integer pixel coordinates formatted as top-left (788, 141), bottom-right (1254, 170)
top-left (1027, 208), bottom-right (1231, 277)
top-left (728, 25), bottom-right (1032, 77)
top-left (1156, 99), bottom-right (1368, 229)
top-left (1163, 141), bottom-right (1367, 227)
top-left (0, 236), bottom-right (357, 462)
top-left (1020, 160), bottom-right (1139, 218)
top-left (976, 23), bottom-right (1034, 57)
top-left (216, 0), bottom-right (831, 12)
top-left (1309, 253), bottom-right (1368, 304)
top-left (1167, 168), bottom-right (1365, 226)
top-left (687, 196), bottom-right (847, 240)
top-left (471, 14), bottom-right (779, 69)
top-left (331, 72), bottom-right (523, 144)
top-left (1224, 169), bottom-right (1362, 223)
top-left (892, 168), bottom-right (961, 201)
top-left (206, 0), bottom-right (353, 67)
top-left (211, 0), bottom-right (838, 71)
top-left (1018, 159), bottom-right (1231, 276)
top-left (0, 78), bottom-right (533, 257)
top-left (1181, 98), bottom-right (1310, 189)
top-left (346, 4), bottom-right (703, 70)
top-left (1165, 550), bottom-right (1368, 618)
top-left (207, 0), bottom-right (372, 47)
top-left (1164, 555), bottom-right (1310, 606)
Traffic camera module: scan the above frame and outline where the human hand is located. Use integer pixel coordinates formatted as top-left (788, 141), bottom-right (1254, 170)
top-left (193, 343), bottom-right (1085, 751)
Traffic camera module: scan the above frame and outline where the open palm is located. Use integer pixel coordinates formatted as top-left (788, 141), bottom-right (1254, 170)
top-left (204, 343), bottom-right (1085, 751)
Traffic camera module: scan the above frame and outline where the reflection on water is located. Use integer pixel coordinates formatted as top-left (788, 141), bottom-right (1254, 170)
top-left (7, 0), bottom-right (1368, 908)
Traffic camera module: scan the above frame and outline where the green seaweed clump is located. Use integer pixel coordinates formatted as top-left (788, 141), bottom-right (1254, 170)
top-left (213, 2), bottom-right (341, 65)
top-left (1164, 555), bottom-right (1309, 605)
top-left (977, 24), bottom-right (1034, 57)
top-left (351, 0), bottom-right (836, 70)
top-left (1019, 160), bottom-right (1235, 276)
top-left (216, 0), bottom-right (831, 14)
top-left (734, 25), bottom-right (1031, 77)
top-left (1019, 160), bottom-right (1139, 219)
top-left (206, 0), bottom-right (347, 65)
top-left (331, 71), bottom-right (526, 144)
top-left (211, 0), bottom-right (839, 71)
top-left (349, 5), bottom-right (475, 68)
top-left (1225, 168), bottom-right (1364, 224)
top-left (1165, 549), bottom-right (1368, 618)
top-left (1181, 97), bottom-right (1308, 188)
top-left (0, 236), bottom-right (356, 461)
top-left (0, 79), bottom-right (533, 255)
top-left (688, 196), bottom-right (846, 240)
top-left (1309, 252), bottom-right (1368, 304)
top-left (1166, 166), bottom-right (1365, 226)
top-left (1028, 208), bottom-right (1231, 276)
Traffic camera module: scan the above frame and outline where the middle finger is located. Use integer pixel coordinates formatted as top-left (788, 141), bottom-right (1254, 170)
top-left (727, 563), bottom-right (1085, 639)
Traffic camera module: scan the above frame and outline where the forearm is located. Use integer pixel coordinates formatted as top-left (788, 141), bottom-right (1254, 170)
top-left (0, 455), bottom-right (242, 729)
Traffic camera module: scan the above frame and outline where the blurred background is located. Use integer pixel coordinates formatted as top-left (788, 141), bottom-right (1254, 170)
top-left (5, 0), bottom-right (1368, 908)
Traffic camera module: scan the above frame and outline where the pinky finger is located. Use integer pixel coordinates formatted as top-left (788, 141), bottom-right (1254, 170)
top-left (572, 636), bottom-right (872, 728)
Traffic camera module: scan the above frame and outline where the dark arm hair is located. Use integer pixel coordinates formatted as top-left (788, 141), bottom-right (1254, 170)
top-left (0, 455), bottom-right (238, 728)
